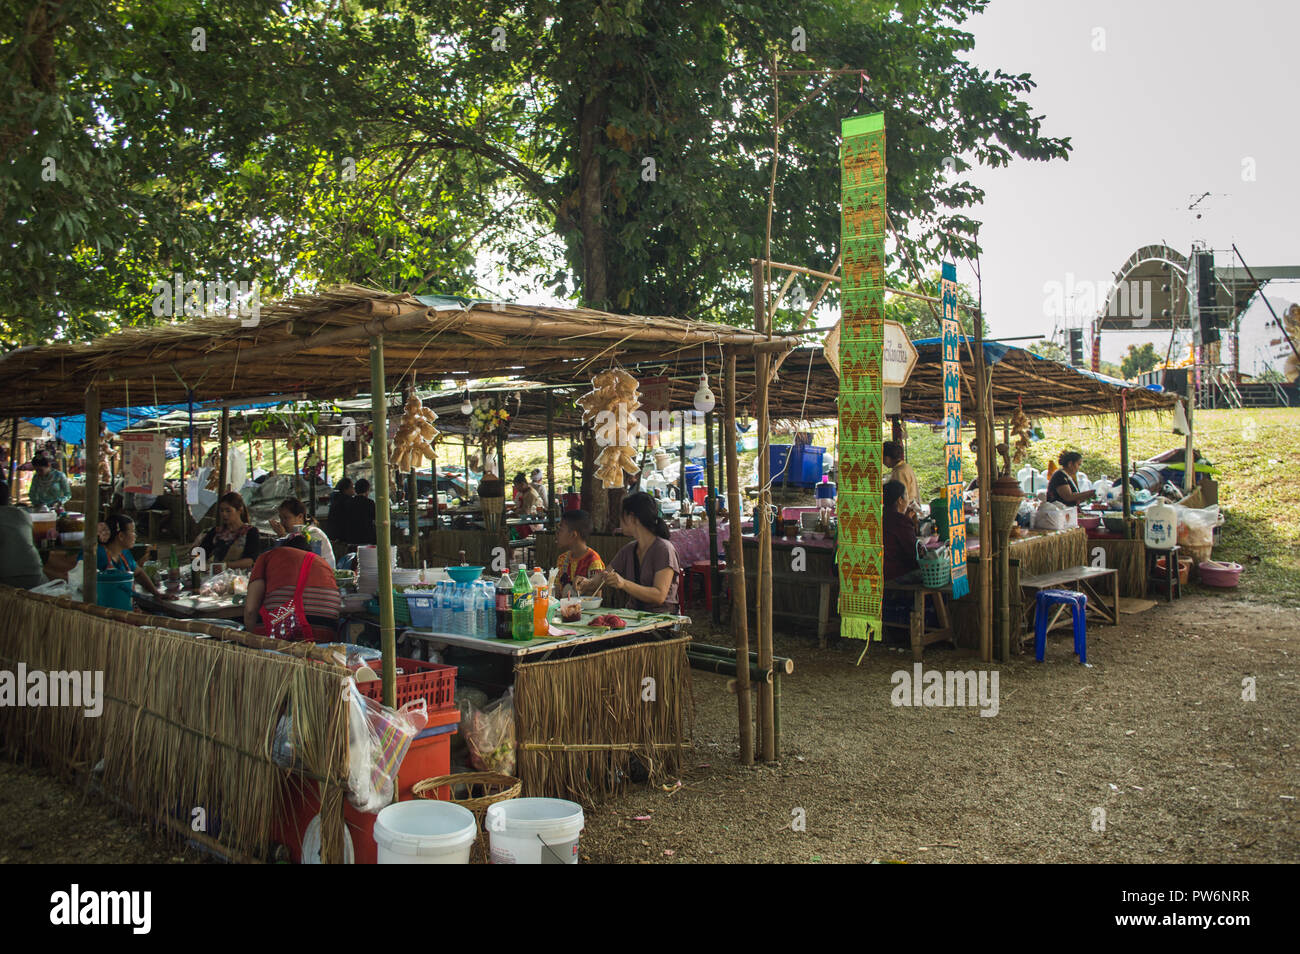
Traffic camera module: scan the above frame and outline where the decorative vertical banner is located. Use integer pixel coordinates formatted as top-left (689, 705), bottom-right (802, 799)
top-left (838, 112), bottom-right (885, 643)
top-left (941, 262), bottom-right (970, 599)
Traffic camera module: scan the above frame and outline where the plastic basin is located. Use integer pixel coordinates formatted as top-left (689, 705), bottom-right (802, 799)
top-left (445, 565), bottom-right (484, 583)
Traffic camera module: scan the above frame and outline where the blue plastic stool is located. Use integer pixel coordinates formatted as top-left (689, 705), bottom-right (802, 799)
top-left (1034, 589), bottom-right (1087, 664)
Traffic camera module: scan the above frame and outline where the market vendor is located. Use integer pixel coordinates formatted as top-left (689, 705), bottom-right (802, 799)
top-left (87, 513), bottom-right (171, 600)
top-left (599, 492), bottom-right (680, 614)
top-left (1046, 451), bottom-right (1097, 506)
top-left (269, 496), bottom-right (336, 569)
top-left (511, 472), bottom-right (543, 515)
top-left (244, 535), bottom-right (340, 642)
top-left (553, 508), bottom-right (605, 596)
top-left (194, 491), bottom-right (264, 570)
top-left (28, 452), bottom-right (71, 509)
top-left (0, 480), bottom-right (47, 589)
top-left (883, 441), bottom-right (919, 512)
top-left (352, 479), bottom-right (378, 545)
top-left (883, 480), bottom-right (921, 580)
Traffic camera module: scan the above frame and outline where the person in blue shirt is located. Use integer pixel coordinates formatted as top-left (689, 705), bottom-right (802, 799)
top-left (28, 452), bottom-right (72, 509)
top-left (85, 513), bottom-right (171, 601)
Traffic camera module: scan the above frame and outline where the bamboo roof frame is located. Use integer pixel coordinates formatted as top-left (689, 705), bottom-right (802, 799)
top-left (0, 286), bottom-right (802, 419)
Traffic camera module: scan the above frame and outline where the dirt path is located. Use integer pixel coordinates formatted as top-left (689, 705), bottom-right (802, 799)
top-left (580, 595), bottom-right (1299, 863)
top-left (3, 594), bottom-right (1294, 864)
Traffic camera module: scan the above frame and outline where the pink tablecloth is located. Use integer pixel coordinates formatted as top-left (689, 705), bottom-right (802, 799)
top-left (670, 521), bottom-right (837, 566)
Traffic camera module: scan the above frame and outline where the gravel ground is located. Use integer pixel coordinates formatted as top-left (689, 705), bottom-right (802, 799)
top-left (3, 593), bottom-right (1295, 864)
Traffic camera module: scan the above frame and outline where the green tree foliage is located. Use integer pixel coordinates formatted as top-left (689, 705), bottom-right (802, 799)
top-left (1120, 342), bottom-right (1160, 380)
top-left (2, 0), bottom-right (1070, 345)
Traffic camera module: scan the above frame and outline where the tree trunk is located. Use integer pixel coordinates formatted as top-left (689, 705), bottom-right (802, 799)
top-left (577, 85), bottom-right (609, 309)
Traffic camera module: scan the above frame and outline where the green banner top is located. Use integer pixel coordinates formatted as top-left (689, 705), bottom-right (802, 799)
top-left (841, 112), bottom-right (885, 138)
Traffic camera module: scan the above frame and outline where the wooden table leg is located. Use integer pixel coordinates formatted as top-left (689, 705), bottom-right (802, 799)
top-left (910, 591), bottom-right (924, 661)
top-left (817, 583), bottom-right (831, 649)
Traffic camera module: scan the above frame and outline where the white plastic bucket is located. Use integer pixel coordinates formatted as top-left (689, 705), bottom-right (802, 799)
top-left (300, 812), bottom-right (355, 864)
top-left (373, 800), bottom-right (477, 864)
top-left (486, 797), bottom-right (584, 865)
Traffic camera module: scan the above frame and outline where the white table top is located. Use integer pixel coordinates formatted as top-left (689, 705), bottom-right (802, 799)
top-left (403, 610), bottom-right (685, 657)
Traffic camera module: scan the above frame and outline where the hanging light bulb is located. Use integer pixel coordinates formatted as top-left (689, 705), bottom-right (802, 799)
top-left (461, 390), bottom-right (472, 415)
top-left (693, 373), bottom-right (715, 414)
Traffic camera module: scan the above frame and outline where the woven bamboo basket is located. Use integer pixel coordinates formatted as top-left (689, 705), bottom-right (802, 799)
top-left (413, 771), bottom-right (522, 863)
top-left (481, 494), bottom-right (504, 532)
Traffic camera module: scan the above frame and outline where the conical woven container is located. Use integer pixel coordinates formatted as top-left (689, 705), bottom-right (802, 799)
top-left (990, 476), bottom-right (1023, 535)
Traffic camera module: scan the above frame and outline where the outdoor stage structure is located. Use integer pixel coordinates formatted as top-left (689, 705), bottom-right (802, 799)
top-left (1089, 242), bottom-right (1300, 409)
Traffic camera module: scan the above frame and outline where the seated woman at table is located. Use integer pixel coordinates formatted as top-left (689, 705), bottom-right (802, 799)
top-left (1046, 451), bottom-right (1096, 506)
top-left (269, 496), bottom-right (336, 570)
top-left (598, 492), bottom-right (681, 614)
top-left (243, 535), bottom-right (340, 642)
top-left (194, 491), bottom-right (263, 570)
top-left (553, 509), bottom-right (605, 597)
top-left (85, 513), bottom-right (171, 600)
top-left (883, 480), bottom-right (921, 581)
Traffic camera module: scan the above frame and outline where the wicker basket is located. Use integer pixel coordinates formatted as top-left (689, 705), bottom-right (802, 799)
top-left (916, 542), bottom-right (950, 588)
top-left (413, 771), bottom-right (521, 863)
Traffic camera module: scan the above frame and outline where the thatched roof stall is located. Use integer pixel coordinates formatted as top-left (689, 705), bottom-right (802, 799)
top-left (0, 286), bottom-right (798, 744)
top-left (0, 287), bottom-right (796, 416)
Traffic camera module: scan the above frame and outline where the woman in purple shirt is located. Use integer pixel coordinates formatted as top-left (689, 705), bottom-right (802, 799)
top-left (599, 492), bottom-right (681, 614)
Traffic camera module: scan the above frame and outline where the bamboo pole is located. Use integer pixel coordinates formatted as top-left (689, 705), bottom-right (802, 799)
top-left (752, 261), bottom-right (775, 763)
top-left (689, 643), bottom-right (794, 674)
top-left (723, 350), bottom-right (753, 764)
top-left (370, 337), bottom-right (397, 709)
top-left (678, 411), bottom-right (686, 504)
top-left (546, 390), bottom-right (556, 529)
top-left (8, 417), bottom-right (16, 486)
top-left (705, 410), bottom-right (719, 625)
top-left (406, 386), bottom-right (419, 567)
top-left (972, 316), bottom-right (995, 663)
top-left (218, 406), bottom-right (229, 494)
top-left (83, 388), bottom-right (101, 606)
top-left (1119, 392), bottom-right (1132, 535)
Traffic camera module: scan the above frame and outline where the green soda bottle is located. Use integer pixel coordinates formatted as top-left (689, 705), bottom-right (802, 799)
top-left (511, 564), bottom-right (533, 640)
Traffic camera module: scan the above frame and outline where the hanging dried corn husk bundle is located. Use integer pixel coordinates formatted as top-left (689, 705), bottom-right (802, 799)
top-left (393, 392), bottom-right (440, 471)
top-left (1010, 405), bottom-right (1034, 464)
top-left (578, 368), bottom-right (643, 488)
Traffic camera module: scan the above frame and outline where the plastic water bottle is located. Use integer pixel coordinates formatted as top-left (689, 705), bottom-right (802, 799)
top-left (476, 582), bottom-right (491, 637)
top-left (438, 581), bottom-right (453, 634)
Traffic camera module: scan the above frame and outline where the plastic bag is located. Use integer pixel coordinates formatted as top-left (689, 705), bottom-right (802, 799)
top-left (1175, 504), bottom-right (1220, 548)
top-left (344, 681), bottom-right (428, 813)
top-left (464, 688), bottom-right (515, 775)
top-left (1033, 501), bottom-right (1069, 531)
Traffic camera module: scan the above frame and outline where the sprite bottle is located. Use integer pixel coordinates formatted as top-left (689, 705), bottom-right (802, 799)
top-left (511, 564), bottom-right (533, 640)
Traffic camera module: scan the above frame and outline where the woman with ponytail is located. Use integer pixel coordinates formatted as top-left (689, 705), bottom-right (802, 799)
top-left (599, 491), bottom-right (681, 614)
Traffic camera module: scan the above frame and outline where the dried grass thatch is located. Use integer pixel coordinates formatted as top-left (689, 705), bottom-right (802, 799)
top-left (514, 635), bottom-right (693, 804)
top-left (0, 587), bottom-right (351, 862)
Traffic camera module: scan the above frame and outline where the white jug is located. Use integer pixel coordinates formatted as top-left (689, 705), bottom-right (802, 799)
top-left (1144, 502), bottom-right (1178, 549)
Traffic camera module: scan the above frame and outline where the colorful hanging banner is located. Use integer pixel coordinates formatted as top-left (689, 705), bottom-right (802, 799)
top-left (838, 112), bottom-right (885, 642)
top-left (941, 262), bottom-right (969, 599)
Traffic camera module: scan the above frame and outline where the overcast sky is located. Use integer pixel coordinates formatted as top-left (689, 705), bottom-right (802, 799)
top-left (962, 0), bottom-right (1299, 366)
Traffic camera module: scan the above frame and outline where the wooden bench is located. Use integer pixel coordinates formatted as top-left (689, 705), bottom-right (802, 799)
top-left (875, 580), bottom-right (956, 663)
top-left (1019, 566), bottom-right (1119, 635)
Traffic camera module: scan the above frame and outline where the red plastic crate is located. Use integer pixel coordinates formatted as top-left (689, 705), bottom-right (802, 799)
top-left (356, 657), bottom-right (456, 714)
